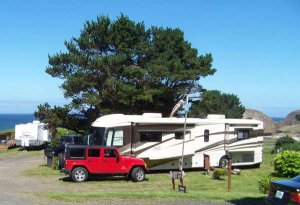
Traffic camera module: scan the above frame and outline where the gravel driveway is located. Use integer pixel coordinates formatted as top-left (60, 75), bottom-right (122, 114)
top-left (0, 151), bottom-right (257, 205)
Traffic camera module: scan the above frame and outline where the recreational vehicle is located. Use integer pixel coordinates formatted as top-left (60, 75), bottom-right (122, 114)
top-left (15, 121), bottom-right (49, 147)
top-left (88, 113), bottom-right (264, 170)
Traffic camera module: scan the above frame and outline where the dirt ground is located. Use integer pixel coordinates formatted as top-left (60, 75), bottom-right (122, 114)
top-left (0, 151), bottom-right (236, 205)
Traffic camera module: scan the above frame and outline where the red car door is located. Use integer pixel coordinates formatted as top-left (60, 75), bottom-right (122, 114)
top-left (101, 148), bottom-right (123, 173)
top-left (86, 148), bottom-right (102, 173)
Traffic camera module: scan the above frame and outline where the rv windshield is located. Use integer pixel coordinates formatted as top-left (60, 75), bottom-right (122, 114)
top-left (89, 127), bottom-right (106, 145)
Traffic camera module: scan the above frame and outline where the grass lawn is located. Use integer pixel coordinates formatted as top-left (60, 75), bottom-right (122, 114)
top-left (0, 147), bottom-right (20, 158)
top-left (28, 138), bottom-right (282, 204)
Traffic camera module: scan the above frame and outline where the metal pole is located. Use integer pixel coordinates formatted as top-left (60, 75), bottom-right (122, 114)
top-left (180, 109), bottom-right (188, 171)
top-left (228, 159), bottom-right (232, 192)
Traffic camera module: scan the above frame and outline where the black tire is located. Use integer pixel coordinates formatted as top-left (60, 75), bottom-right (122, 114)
top-left (131, 167), bottom-right (145, 182)
top-left (219, 155), bottom-right (229, 168)
top-left (71, 167), bottom-right (88, 182)
top-left (58, 153), bottom-right (64, 169)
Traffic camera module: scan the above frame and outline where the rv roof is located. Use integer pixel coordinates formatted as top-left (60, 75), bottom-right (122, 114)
top-left (92, 113), bottom-right (263, 128)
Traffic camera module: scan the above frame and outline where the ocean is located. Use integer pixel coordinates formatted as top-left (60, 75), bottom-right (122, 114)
top-left (0, 114), bottom-right (36, 131)
top-left (272, 117), bottom-right (284, 123)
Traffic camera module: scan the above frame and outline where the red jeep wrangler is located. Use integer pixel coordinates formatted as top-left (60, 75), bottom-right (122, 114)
top-left (61, 145), bottom-right (149, 182)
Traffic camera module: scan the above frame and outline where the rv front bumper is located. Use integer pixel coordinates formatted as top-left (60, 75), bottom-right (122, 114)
top-left (61, 168), bottom-right (71, 175)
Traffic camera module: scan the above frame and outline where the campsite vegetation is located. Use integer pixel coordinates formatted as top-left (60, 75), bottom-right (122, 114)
top-left (19, 138), bottom-right (283, 204)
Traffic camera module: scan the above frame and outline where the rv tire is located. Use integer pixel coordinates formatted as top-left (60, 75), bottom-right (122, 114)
top-left (131, 167), bottom-right (145, 182)
top-left (219, 156), bottom-right (229, 168)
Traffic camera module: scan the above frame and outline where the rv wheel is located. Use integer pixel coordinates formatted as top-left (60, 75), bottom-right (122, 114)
top-left (219, 156), bottom-right (229, 168)
top-left (131, 167), bottom-right (145, 182)
top-left (71, 167), bottom-right (88, 182)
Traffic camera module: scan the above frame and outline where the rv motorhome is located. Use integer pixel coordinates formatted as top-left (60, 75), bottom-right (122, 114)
top-left (88, 113), bottom-right (264, 170)
top-left (15, 121), bottom-right (49, 147)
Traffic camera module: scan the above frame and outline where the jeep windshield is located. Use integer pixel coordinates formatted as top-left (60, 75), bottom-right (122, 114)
top-left (89, 127), bottom-right (106, 145)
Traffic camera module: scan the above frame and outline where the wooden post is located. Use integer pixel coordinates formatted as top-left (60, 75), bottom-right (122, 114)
top-left (172, 178), bottom-right (175, 190)
top-left (180, 178), bottom-right (183, 186)
top-left (228, 160), bottom-right (232, 192)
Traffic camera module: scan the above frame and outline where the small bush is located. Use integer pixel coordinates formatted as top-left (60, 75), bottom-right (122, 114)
top-left (212, 168), bottom-right (228, 179)
top-left (275, 136), bottom-right (296, 148)
top-left (258, 176), bottom-right (272, 194)
top-left (282, 142), bottom-right (300, 151)
top-left (274, 150), bottom-right (300, 177)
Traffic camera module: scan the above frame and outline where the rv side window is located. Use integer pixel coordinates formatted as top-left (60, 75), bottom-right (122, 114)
top-left (88, 149), bottom-right (100, 157)
top-left (175, 132), bottom-right (183, 140)
top-left (175, 132), bottom-right (191, 140)
top-left (106, 130), bottom-right (114, 146)
top-left (204, 129), bottom-right (209, 142)
top-left (105, 129), bottom-right (124, 146)
top-left (113, 130), bottom-right (124, 146)
top-left (140, 132), bottom-right (162, 142)
top-left (237, 130), bottom-right (250, 140)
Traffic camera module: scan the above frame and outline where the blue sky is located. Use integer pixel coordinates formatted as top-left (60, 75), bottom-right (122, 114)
top-left (0, 0), bottom-right (299, 117)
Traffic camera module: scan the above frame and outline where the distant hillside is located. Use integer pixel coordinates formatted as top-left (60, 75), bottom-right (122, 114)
top-left (243, 109), bottom-right (276, 133)
top-left (280, 110), bottom-right (300, 127)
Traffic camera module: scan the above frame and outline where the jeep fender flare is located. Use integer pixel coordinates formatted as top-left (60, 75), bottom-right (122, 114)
top-left (72, 165), bottom-right (90, 174)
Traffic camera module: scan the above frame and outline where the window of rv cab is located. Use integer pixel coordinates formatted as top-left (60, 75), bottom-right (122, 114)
top-left (105, 129), bottom-right (124, 147)
top-left (89, 127), bottom-right (105, 145)
top-left (140, 132), bottom-right (162, 142)
top-left (237, 129), bottom-right (250, 140)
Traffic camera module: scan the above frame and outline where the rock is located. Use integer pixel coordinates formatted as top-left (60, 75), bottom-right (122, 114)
top-left (243, 109), bottom-right (276, 134)
top-left (280, 110), bottom-right (300, 127)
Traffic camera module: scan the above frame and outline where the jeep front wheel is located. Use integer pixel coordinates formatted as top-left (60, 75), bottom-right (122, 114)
top-left (131, 167), bottom-right (145, 182)
top-left (71, 167), bottom-right (88, 182)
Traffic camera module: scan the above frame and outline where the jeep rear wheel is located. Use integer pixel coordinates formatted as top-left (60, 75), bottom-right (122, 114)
top-left (71, 167), bottom-right (88, 182)
top-left (131, 167), bottom-right (145, 182)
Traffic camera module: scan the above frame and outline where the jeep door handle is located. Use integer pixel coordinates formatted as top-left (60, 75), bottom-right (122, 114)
top-left (88, 160), bottom-right (93, 162)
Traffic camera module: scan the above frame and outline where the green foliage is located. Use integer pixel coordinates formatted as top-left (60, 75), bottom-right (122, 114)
top-left (275, 135), bottom-right (296, 148)
top-left (45, 14), bottom-right (216, 118)
top-left (189, 90), bottom-right (245, 118)
top-left (295, 114), bottom-right (300, 121)
top-left (282, 142), bottom-right (300, 151)
top-left (274, 150), bottom-right (300, 177)
top-left (212, 168), bottom-right (228, 179)
top-left (257, 175), bottom-right (271, 194)
top-left (35, 103), bottom-right (91, 140)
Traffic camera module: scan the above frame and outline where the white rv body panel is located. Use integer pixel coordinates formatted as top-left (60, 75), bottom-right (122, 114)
top-left (90, 113), bottom-right (264, 170)
top-left (15, 121), bottom-right (49, 147)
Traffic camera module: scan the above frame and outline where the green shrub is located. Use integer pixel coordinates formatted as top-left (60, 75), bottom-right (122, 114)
top-left (295, 114), bottom-right (300, 121)
top-left (258, 175), bottom-right (272, 194)
top-left (275, 136), bottom-right (296, 148)
top-left (274, 150), bottom-right (300, 177)
top-left (282, 142), bottom-right (300, 151)
top-left (212, 168), bottom-right (228, 179)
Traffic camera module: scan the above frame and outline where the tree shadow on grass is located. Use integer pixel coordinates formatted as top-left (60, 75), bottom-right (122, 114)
top-left (227, 196), bottom-right (265, 205)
